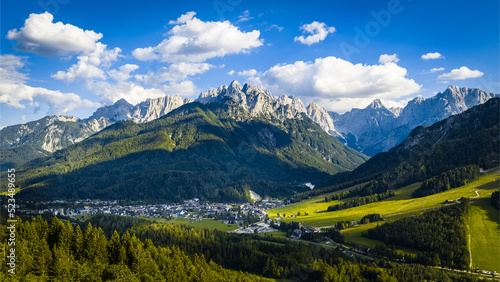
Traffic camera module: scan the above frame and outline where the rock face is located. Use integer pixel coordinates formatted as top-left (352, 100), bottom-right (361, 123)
top-left (0, 115), bottom-right (112, 153)
top-left (306, 102), bottom-right (339, 137)
top-left (197, 80), bottom-right (304, 121)
top-left (1, 94), bottom-right (193, 167)
top-left (396, 85), bottom-right (495, 129)
top-left (197, 81), bottom-right (342, 136)
top-left (330, 85), bottom-right (497, 156)
top-left (0, 115), bottom-right (114, 168)
top-left (87, 95), bottom-right (193, 123)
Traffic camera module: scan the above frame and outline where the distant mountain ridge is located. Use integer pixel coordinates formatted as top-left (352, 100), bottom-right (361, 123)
top-left (0, 115), bottom-right (113, 168)
top-left (86, 95), bottom-right (193, 123)
top-left (0, 95), bottom-right (193, 167)
top-left (330, 85), bottom-right (498, 156)
top-left (333, 97), bottom-right (500, 187)
top-left (1, 83), bottom-right (496, 168)
top-left (10, 88), bottom-right (368, 202)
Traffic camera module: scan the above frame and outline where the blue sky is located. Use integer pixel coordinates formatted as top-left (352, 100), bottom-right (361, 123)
top-left (1, 0), bottom-right (498, 127)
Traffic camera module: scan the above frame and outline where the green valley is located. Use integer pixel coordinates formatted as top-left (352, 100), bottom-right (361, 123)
top-left (5, 101), bottom-right (367, 203)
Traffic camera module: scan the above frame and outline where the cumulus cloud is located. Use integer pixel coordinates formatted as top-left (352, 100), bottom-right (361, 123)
top-left (378, 54), bottom-right (399, 64)
top-left (132, 12), bottom-right (263, 63)
top-left (0, 54), bottom-right (28, 84)
top-left (108, 64), bottom-right (140, 82)
top-left (135, 62), bottom-right (213, 85)
top-left (421, 52), bottom-right (444, 60)
top-left (168, 11), bottom-right (196, 24)
top-left (437, 66), bottom-right (483, 80)
top-left (294, 21), bottom-right (335, 45)
top-left (240, 56), bottom-right (421, 112)
top-left (91, 80), bottom-right (197, 105)
top-left (0, 54), bottom-right (100, 113)
top-left (52, 43), bottom-right (122, 82)
top-left (237, 69), bottom-right (258, 77)
top-left (429, 67), bottom-right (445, 73)
top-left (227, 70), bottom-right (235, 76)
top-left (6, 12), bottom-right (102, 56)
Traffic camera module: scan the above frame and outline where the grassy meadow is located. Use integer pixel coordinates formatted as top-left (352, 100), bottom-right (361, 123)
top-left (266, 168), bottom-right (499, 228)
top-left (469, 198), bottom-right (500, 272)
top-left (265, 167), bottom-right (499, 268)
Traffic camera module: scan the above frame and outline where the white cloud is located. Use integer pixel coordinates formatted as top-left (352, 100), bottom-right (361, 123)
top-left (52, 43), bottom-right (122, 82)
top-left (241, 56), bottom-right (421, 113)
top-left (6, 12), bottom-right (102, 56)
top-left (237, 69), bottom-right (258, 77)
top-left (421, 52), bottom-right (444, 60)
top-left (227, 70), bottom-right (235, 76)
top-left (294, 21), bottom-right (335, 45)
top-left (378, 53), bottom-right (399, 64)
top-left (0, 54), bottom-right (100, 113)
top-left (0, 54), bottom-right (28, 84)
top-left (267, 24), bottom-right (284, 32)
top-left (237, 10), bottom-right (254, 23)
top-left (136, 62), bottom-right (213, 84)
top-left (437, 66), bottom-right (484, 80)
top-left (91, 80), bottom-right (197, 105)
top-left (168, 11), bottom-right (196, 24)
top-left (133, 12), bottom-right (263, 63)
top-left (108, 64), bottom-right (140, 82)
top-left (429, 67), bottom-right (445, 73)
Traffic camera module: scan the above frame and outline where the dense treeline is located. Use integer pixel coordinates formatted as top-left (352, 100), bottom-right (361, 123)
top-left (271, 220), bottom-right (301, 232)
top-left (269, 221), bottom-right (345, 243)
top-left (366, 200), bottom-right (470, 270)
top-left (80, 214), bottom-right (152, 238)
top-left (1, 216), bottom-right (484, 281)
top-left (0, 216), bottom-right (264, 281)
top-left (360, 213), bottom-right (382, 224)
top-left (324, 179), bottom-right (389, 202)
top-left (413, 165), bottom-right (480, 197)
top-left (301, 228), bottom-right (344, 244)
top-left (290, 174), bottom-right (381, 203)
top-left (327, 191), bottom-right (395, 212)
top-left (492, 190), bottom-right (499, 209)
top-left (334, 220), bottom-right (355, 230)
top-left (130, 221), bottom-right (382, 280)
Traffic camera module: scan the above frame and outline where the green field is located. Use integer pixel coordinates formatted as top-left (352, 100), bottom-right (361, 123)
top-left (142, 217), bottom-right (240, 232)
top-left (266, 181), bottom-right (370, 218)
top-left (469, 197), bottom-right (500, 272)
top-left (339, 222), bottom-right (381, 247)
top-left (266, 168), bottom-right (499, 228)
top-left (256, 230), bottom-right (288, 239)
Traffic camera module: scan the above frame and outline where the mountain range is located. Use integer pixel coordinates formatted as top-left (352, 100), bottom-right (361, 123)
top-left (331, 97), bottom-right (500, 189)
top-left (330, 85), bottom-right (497, 156)
top-left (1, 82), bottom-right (496, 169)
top-left (11, 86), bottom-right (367, 202)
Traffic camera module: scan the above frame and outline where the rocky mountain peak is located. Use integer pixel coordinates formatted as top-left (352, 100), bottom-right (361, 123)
top-left (277, 95), bottom-right (307, 113)
top-left (369, 99), bottom-right (384, 109)
top-left (306, 102), bottom-right (339, 136)
top-left (87, 95), bottom-right (192, 123)
top-left (229, 80), bottom-right (243, 91)
top-left (114, 98), bottom-right (133, 107)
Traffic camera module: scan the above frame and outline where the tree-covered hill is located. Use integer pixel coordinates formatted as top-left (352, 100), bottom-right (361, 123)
top-left (8, 100), bottom-right (367, 202)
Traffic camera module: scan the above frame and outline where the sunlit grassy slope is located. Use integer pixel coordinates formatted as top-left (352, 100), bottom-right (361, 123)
top-left (469, 198), bottom-right (500, 272)
top-left (266, 168), bottom-right (499, 228)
